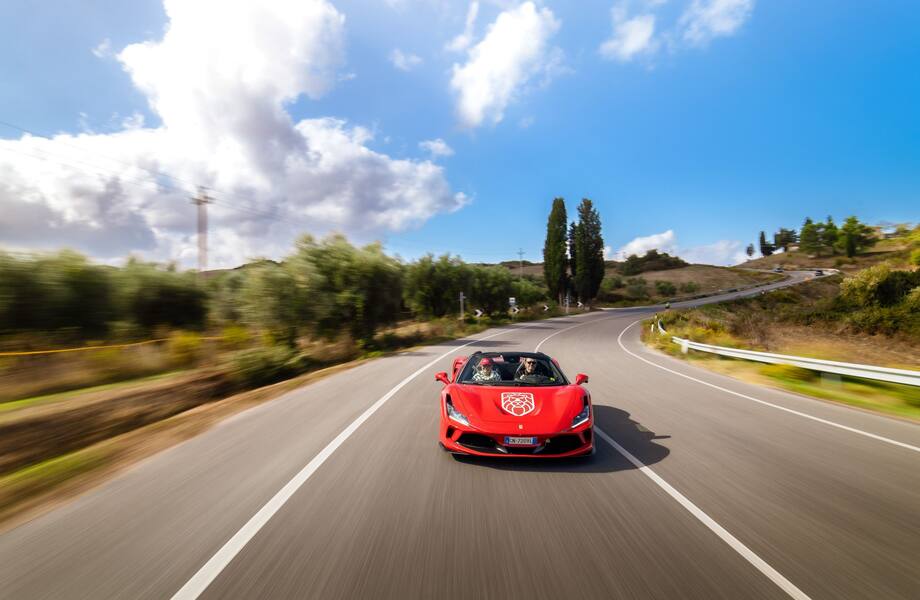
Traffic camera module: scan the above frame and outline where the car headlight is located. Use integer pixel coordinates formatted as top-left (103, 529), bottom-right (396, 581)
top-left (446, 399), bottom-right (470, 426)
top-left (571, 399), bottom-right (590, 429)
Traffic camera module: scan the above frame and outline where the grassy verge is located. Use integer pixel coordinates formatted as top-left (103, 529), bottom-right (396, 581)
top-left (642, 319), bottom-right (920, 421)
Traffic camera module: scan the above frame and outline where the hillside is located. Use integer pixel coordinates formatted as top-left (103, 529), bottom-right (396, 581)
top-left (738, 237), bottom-right (914, 273)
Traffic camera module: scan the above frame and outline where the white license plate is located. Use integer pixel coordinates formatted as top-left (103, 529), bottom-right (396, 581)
top-left (504, 436), bottom-right (538, 446)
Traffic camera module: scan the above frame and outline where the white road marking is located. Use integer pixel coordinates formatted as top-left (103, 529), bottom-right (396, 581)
top-left (170, 319), bottom-right (574, 600)
top-left (535, 314), bottom-right (612, 352)
top-left (593, 427), bottom-right (813, 600)
top-left (616, 320), bottom-right (920, 454)
top-left (534, 324), bottom-right (811, 600)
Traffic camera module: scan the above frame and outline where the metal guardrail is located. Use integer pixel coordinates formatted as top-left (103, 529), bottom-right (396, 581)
top-left (654, 320), bottom-right (920, 388)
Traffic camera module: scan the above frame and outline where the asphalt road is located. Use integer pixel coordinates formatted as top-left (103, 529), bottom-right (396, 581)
top-left (1, 272), bottom-right (918, 599)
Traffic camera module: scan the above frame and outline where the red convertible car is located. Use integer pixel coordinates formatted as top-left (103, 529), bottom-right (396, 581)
top-left (436, 351), bottom-right (593, 457)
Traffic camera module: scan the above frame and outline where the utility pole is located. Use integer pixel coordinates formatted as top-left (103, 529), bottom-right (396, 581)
top-left (191, 186), bottom-right (213, 275)
top-left (459, 291), bottom-right (465, 320)
top-left (517, 248), bottom-right (524, 279)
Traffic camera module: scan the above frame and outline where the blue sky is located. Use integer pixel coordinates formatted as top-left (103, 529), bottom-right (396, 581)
top-left (0, 0), bottom-right (918, 267)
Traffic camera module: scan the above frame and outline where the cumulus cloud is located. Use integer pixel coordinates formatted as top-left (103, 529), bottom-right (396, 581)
top-left (389, 49), bottom-right (422, 71)
top-left (612, 230), bottom-right (746, 265)
top-left (612, 230), bottom-right (678, 259)
top-left (450, 2), bottom-right (562, 127)
top-left (0, 0), bottom-right (466, 267)
top-left (419, 138), bottom-right (454, 157)
top-left (599, 5), bottom-right (658, 62)
top-left (680, 0), bottom-right (755, 45)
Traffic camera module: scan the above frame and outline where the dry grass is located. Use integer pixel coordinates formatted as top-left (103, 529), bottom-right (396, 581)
top-left (0, 358), bottom-right (365, 532)
top-left (637, 265), bottom-right (780, 295)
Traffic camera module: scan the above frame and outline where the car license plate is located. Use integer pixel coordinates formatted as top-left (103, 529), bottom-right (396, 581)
top-left (504, 436), bottom-right (538, 446)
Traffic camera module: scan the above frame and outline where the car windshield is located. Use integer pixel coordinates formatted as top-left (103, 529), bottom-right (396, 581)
top-left (457, 353), bottom-right (567, 386)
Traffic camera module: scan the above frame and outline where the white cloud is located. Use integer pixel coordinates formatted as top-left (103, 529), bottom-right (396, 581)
top-left (446, 1), bottom-right (480, 52)
top-left (612, 230), bottom-right (747, 265)
top-left (613, 230), bottom-right (678, 259)
top-left (599, 5), bottom-right (658, 62)
top-left (389, 49), bottom-right (422, 71)
top-left (680, 0), bottom-right (755, 45)
top-left (0, 0), bottom-right (466, 267)
top-left (679, 239), bottom-right (749, 265)
top-left (599, 0), bottom-right (754, 62)
top-left (91, 38), bottom-right (112, 59)
top-left (449, 2), bottom-right (562, 128)
top-left (419, 138), bottom-right (454, 157)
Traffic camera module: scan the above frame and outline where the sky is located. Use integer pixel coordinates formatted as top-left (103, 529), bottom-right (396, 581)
top-left (0, 0), bottom-right (918, 268)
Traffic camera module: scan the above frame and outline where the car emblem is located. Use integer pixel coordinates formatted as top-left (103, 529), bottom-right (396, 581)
top-left (501, 392), bottom-right (535, 417)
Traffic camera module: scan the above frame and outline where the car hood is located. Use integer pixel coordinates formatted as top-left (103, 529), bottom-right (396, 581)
top-left (451, 384), bottom-right (585, 433)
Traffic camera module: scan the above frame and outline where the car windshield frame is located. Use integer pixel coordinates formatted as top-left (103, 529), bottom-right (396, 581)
top-left (456, 352), bottom-right (569, 387)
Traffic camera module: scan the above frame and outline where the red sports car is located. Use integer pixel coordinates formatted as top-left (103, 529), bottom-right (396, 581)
top-left (436, 351), bottom-right (593, 457)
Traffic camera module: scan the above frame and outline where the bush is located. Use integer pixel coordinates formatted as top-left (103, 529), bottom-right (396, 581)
top-left (910, 248), bottom-right (920, 267)
top-left (168, 331), bottom-right (203, 366)
top-left (840, 264), bottom-right (920, 308)
top-left (232, 346), bottom-right (301, 388)
top-left (625, 277), bottom-right (649, 299)
top-left (679, 281), bottom-right (700, 294)
top-left (654, 281), bottom-right (677, 296)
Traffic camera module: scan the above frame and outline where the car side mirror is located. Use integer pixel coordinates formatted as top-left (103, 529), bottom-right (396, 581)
top-left (435, 371), bottom-right (450, 386)
top-left (575, 373), bottom-right (589, 385)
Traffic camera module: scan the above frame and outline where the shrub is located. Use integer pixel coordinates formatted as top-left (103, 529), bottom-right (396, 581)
top-left (679, 281), bottom-right (700, 294)
top-left (168, 331), bottom-right (203, 366)
top-left (654, 281), bottom-right (677, 296)
top-left (232, 346), bottom-right (300, 388)
top-left (220, 325), bottom-right (250, 350)
top-left (625, 277), bottom-right (648, 299)
top-left (840, 264), bottom-right (920, 307)
top-left (910, 248), bottom-right (920, 267)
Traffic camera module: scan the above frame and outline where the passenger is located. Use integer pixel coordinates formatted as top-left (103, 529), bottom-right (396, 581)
top-left (472, 357), bottom-right (502, 382)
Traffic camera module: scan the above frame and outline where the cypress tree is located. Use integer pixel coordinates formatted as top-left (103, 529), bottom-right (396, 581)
top-left (573, 198), bottom-right (605, 302)
top-left (759, 231), bottom-right (774, 257)
top-left (542, 198), bottom-right (568, 304)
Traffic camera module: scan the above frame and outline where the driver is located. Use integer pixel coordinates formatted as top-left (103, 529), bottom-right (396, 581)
top-left (515, 356), bottom-right (550, 383)
top-left (472, 357), bottom-right (501, 382)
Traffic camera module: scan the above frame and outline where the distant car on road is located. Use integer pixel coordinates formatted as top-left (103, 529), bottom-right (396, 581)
top-left (814, 269), bottom-right (824, 276)
top-left (773, 267), bottom-right (784, 273)
top-left (436, 351), bottom-right (593, 457)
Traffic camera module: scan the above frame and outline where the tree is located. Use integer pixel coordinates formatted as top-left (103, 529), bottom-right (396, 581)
top-left (759, 231), bottom-right (774, 257)
top-left (404, 254), bottom-right (471, 318)
top-left (240, 262), bottom-right (302, 347)
top-left (290, 235), bottom-right (404, 345)
top-left (542, 198), bottom-right (568, 304)
top-left (821, 216), bottom-right (839, 254)
top-left (572, 198), bottom-right (605, 302)
top-left (799, 217), bottom-right (822, 255)
top-left (773, 228), bottom-right (798, 252)
top-left (567, 220), bottom-right (578, 292)
top-left (837, 216), bottom-right (876, 258)
top-left (745, 243), bottom-right (755, 258)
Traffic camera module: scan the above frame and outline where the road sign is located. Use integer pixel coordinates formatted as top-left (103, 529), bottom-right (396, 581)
top-left (508, 297), bottom-right (516, 307)
top-left (474, 309), bottom-right (483, 318)
top-left (542, 304), bottom-right (549, 312)
top-left (577, 301), bottom-right (583, 308)
top-left (510, 306), bottom-right (520, 315)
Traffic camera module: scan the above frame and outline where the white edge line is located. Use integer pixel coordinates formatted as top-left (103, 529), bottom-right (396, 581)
top-left (593, 427), bottom-right (812, 600)
top-left (534, 319), bottom-right (811, 599)
top-left (617, 320), bottom-right (920, 454)
top-left (171, 321), bottom-right (555, 600)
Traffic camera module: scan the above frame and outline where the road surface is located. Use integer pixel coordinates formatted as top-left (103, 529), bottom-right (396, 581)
top-left (1, 272), bottom-right (918, 599)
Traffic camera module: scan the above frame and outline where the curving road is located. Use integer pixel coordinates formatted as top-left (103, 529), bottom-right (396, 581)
top-left (1, 272), bottom-right (918, 599)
